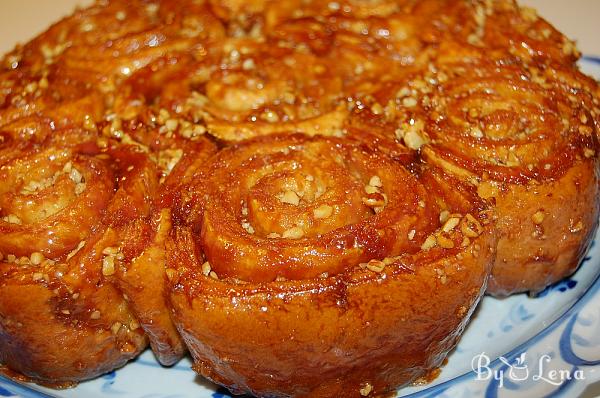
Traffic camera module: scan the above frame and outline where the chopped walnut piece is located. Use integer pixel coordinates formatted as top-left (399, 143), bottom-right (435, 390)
top-left (201, 261), bottom-right (212, 276)
top-left (313, 204), bottom-right (333, 219)
top-left (369, 176), bottom-right (382, 187)
top-left (2, 214), bottom-right (22, 224)
top-left (437, 235), bottom-right (455, 249)
top-left (365, 260), bottom-right (386, 273)
top-left (29, 252), bottom-right (45, 266)
top-left (282, 227), bottom-right (304, 239)
top-left (359, 382), bottom-right (373, 396)
top-left (461, 214), bottom-right (483, 238)
top-left (102, 256), bottom-right (116, 276)
top-left (111, 322), bottom-right (122, 335)
top-left (408, 229), bottom-right (416, 240)
top-left (280, 190), bottom-right (300, 205)
top-left (531, 211), bottom-right (545, 225)
top-left (421, 235), bottom-right (437, 251)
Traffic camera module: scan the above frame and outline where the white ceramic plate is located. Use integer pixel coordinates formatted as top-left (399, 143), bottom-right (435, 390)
top-left (0, 43), bottom-right (599, 398)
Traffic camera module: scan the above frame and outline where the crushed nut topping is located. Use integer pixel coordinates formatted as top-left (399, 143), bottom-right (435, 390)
top-left (282, 226), bottom-right (304, 239)
top-left (201, 261), bottom-right (212, 276)
top-left (364, 260), bottom-right (386, 273)
top-left (531, 211), bottom-right (545, 225)
top-left (280, 190), bottom-right (300, 206)
top-left (90, 310), bottom-right (101, 320)
top-left (359, 382), bottom-right (373, 396)
top-left (2, 214), bottom-right (22, 224)
top-left (101, 247), bottom-right (123, 276)
top-left (29, 252), bottom-right (45, 266)
top-left (157, 149), bottom-right (183, 178)
top-left (241, 221), bottom-right (255, 234)
top-left (408, 229), bottom-right (416, 240)
top-left (437, 234), bottom-right (455, 249)
top-left (313, 204), bottom-right (333, 219)
top-left (369, 176), bottom-right (382, 188)
top-left (461, 214), bottom-right (483, 238)
top-left (421, 235), bottom-right (437, 251)
top-left (397, 120), bottom-right (428, 150)
top-left (442, 217), bottom-right (460, 233)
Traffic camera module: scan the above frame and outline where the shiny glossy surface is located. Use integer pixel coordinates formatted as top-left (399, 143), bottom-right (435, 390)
top-left (0, 0), bottom-right (598, 397)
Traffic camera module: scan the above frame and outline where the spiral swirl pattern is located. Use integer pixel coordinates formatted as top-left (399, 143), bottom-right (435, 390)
top-left (0, 128), bottom-right (155, 382)
top-left (180, 134), bottom-right (441, 282)
top-left (166, 132), bottom-right (497, 397)
top-left (421, 61), bottom-right (596, 179)
top-left (373, 59), bottom-right (600, 296)
top-left (0, 0), bottom-right (598, 396)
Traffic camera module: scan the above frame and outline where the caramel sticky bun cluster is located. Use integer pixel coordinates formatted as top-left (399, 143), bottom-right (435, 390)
top-left (0, 0), bottom-right (598, 396)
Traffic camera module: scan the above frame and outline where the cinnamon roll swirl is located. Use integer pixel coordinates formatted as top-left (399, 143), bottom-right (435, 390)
top-left (167, 134), bottom-right (496, 397)
top-left (377, 59), bottom-right (600, 296)
top-left (0, 128), bottom-right (151, 383)
top-left (0, 0), bottom-right (598, 395)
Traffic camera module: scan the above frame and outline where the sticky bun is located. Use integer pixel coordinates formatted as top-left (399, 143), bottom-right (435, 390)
top-left (0, 122), bottom-right (150, 383)
top-left (415, 60), bottom-right (600, 296)
top-left (0, 0), bottom-right (598, 396)
top-left (167, 133), bottom-right (496, 397)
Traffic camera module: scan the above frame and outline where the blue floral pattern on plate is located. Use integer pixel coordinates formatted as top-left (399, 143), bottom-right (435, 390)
top-left (1, 58), bottom-right (599, 398)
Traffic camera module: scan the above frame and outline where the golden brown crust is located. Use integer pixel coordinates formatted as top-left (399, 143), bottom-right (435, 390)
top-left (410, 59), bottom-right (600, 296)
top-left (114, 210), bottom-right (186, 366)
top-left (484, 162), bottom-right (599, 295)
top-left (0, 0), bottom-right (225, 370)
top-left (0, 282), bottom-right (144, 384)
top-left (167, 137), bottom-right (497, 396)
top-left (169, 241), bottom-right (494, 397)
top-left (194, 135), bottom-right (438, 282)
top-left (0, 0), bottom-right (598, 394)
top-left (0, 131), bottom-right (151, 382)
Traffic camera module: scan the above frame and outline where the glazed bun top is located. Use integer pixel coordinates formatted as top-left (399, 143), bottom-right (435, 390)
top-left (0, 0), bottom-right (599, 393)
top-left (0, 0), bottom-right (598, 288)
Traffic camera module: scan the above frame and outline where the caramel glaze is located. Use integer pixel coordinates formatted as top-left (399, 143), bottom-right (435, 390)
top-left (0, 126), bottom-right (150, 383)
top-left (0, 0), bottom-right (598, 395)
top-left (114, 119), bottom-right (217, 365)
top-left (191, 134), bottom-right (441, 283)
top-left (410, 60), bottom-right (600, 296)
top-left (168, 149), bottom-right (497, 397)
